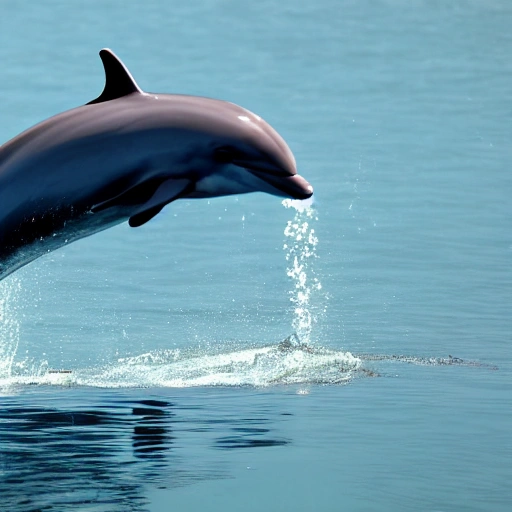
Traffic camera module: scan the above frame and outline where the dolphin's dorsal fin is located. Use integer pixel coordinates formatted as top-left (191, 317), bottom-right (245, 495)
top-left (87, 48), bottom-right (143, 105)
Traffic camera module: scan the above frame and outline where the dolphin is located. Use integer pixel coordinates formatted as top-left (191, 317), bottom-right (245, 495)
top-left (0, 49), bottom-right (313, 281)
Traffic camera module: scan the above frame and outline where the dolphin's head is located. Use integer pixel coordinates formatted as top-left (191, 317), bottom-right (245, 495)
top-left (177, 99), bottom-right (313, 201)
top-left (215, 109), bottom-right (313, 200)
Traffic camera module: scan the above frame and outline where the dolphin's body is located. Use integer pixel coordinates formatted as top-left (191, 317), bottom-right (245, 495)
top-left (0, 49), bottom-right (312, 281)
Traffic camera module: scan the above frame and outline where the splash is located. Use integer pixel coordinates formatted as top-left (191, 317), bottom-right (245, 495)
top-left (1, 343), bottom-right (361, 388)
top-left (0, 276), bottom-right (21, 379)
top-left (282, 198), bottom-right (322, 344)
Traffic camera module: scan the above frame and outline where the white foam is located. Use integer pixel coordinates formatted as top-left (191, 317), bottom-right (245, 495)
top-left (0, 343), bottom-right (361, 390)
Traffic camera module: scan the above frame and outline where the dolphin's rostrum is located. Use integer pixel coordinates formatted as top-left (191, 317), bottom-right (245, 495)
top-left (0, 49), bottom-right (313, 280)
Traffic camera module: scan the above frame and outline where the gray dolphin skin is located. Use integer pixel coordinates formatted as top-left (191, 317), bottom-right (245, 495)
top-left (0, 49), bottom-right (313, 281)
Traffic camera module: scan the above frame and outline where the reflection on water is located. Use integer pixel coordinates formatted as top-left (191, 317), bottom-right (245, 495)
top-left (0, 398), bottom-right (174, 511)
top-left (216, 427), bottom-right (289, 449)
top-left (0, 391), bottom-right (291, 512)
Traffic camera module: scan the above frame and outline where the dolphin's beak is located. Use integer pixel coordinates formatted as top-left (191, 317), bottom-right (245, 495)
top-left (227, 151), bottom-right (313, 200)
top-left (263, 173), bottom-right (314, 199)
top-left (244, 167), bottom-right (313, 200)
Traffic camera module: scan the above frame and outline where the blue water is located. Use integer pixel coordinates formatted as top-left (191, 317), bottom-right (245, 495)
top-left (1, 1), bottom-right (511, 511)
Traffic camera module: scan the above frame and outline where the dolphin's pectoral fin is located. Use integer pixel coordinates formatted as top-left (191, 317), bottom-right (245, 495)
top-left (128, 178), bottom-right (193, 228)
top-left (128, 205), bottom-right (165, 228)
top-left (91, 177), bottom-right (165, 213)
top-left (87, 49), bottom-right (143, 105)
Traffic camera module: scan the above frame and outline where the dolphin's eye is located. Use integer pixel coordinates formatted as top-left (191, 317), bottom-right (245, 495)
top-left (213, 146), bottom-right (236, 164)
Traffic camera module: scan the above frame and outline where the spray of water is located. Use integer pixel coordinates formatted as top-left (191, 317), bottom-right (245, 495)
top-left (282, 198), bottom-right (322, 345)
top-left (0, 277), bottom-right (21, 379)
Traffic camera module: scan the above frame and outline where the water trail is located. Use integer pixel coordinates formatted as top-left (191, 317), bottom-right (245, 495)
top-left (282, 198), bottom-right (322, 345)
top-left (4, 343), bottom-right (361, 388)
top-left (0, 276), bottom-right (21, 379)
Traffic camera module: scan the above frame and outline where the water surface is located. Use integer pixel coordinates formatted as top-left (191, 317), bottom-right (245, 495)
top-left (1, 1), bottom-right (511, 511)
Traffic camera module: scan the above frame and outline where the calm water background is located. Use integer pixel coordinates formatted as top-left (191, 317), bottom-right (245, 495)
top-left (1, 1), bottom-right (511, 511)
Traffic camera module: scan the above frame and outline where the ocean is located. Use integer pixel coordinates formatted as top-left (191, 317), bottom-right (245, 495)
top-left (0, 1), bottom-right (511, 510)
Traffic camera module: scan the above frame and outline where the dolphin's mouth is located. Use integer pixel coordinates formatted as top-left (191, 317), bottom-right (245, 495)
top-left (246, 169), bottom-right (313, 200)
top-left (230, 158), bottom-right (292, 178)
top-left (214, 149), bottom-right (313, 200)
